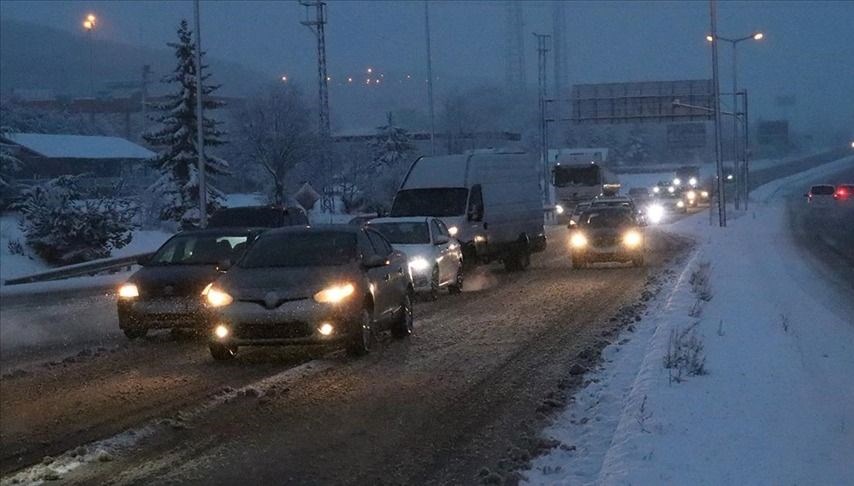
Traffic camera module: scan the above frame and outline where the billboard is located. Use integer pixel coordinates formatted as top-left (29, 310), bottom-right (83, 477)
top-left (757, 120), bottom-right (789, 146)
top-left (666, 123), bottom-right (707, 149)
top-left (570, 80), bottom-right (714, 124)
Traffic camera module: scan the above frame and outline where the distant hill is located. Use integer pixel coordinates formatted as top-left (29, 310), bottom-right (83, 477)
top-left (0, 19), bottom-right (269, 98)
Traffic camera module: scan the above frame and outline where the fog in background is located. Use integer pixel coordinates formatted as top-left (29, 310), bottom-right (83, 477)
top-left (1, 0), bottom-right (852, 136)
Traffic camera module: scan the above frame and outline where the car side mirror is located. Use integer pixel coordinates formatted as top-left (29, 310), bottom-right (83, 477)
top-left (137, 255), bottom-right (151, 266)
top-left (434, 235), bottom-right (450, 245)
top-left (362, 254), bottom-right (387, 268)
top-left (216, 259), bottom-right (232, 271)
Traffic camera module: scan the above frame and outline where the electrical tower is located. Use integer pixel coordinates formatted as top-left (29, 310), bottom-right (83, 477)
top-left (300, 1), bottom-right (330, 139)
top-left (551, 2), bottom-right (567, 141)
top-left (533, 33), bottom-right (551, 203)
top-left (504, 1), bottom-right (526, 96)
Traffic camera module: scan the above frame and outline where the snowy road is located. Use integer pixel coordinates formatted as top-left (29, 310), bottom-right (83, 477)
top-left (0, 223), bottom-right (693, 484)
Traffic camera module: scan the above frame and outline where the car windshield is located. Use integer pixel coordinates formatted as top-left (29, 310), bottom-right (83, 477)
top-left (581, 210), bottom-right (635, 228)
top-left (150, 234), bottom-right (249, 265)
top-left (554, 166), bottom-right (599, 187)
top-left (240, 231), bottom-right (357, 268)
top-left (370, 222), bottom-right (430, 244)
top-left (390, 188), bottom-right (469, 217)
top-left (811, 185), bottom-right (835, 195)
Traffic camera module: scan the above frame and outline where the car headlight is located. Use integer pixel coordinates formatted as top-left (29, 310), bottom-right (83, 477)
top-left (570, 232), bottom-right (588, 248)
top-left (646, 204), bottom-right (665, 224)
top-left (314, 283), bottom-right (355, 304)
top-left (667, 186), bottom-right (676, 194)
top-left (623, 230), bottom-right (643, 248)
top-left (701, 190), bottom-right (709, 198)
top-left (677, 200), bottom-right (685, 208)
top-left (408, 257), bottom-right (431, 273)
top-left (686, 190), bottom-right (696, 200)
top-left (689, 177), bottom-right (698, 187)
top-left (555, 204), bottom-right (565, 215)
top-left (652, 186), bottom-right (660, 194)
top-left (673, 178), bottom-right (682, 186)
top-left (203, 284), bottom-right (233, 307)
top-left (447, 226), bottom-right (458, 236)
top-left (118, 283), bottom-right (139, 299)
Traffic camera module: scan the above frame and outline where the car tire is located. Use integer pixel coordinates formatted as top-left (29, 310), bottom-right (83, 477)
top-left (429, 267), bottom-right (440, 301)
top-left (448, 265), bottom-right (463, 294)
top-left (209, 342), bottom-right (237, 361)
top-left (391, 293), bottom-right (414, 339)
top-left (122, 328), bottom-right (148, 340)
top-left (346, 308), bottom-right (375, 356)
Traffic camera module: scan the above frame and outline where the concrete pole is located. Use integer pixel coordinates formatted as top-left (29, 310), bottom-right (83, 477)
top-left (194, 0), bottom-right (207, 227)
top-left (710, 0), bottom-right (726, 227)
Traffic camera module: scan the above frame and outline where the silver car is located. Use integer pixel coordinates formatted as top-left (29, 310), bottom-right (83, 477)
top-left (203, 226), bottom-right (414, 360)
top-left (367, 216), bottom-right (464, 299)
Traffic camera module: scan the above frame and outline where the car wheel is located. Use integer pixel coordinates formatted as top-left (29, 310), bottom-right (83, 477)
top-left (429, 266), bottom-right (440, 301)
top-left (346, 308), bottom-right (375, 356)
top-left (391, 293), bottom-right (414, 339)
top-left (209, 342), bottom-right (237, 361)
top-left (122, 328), bottom-right (148, 340)
top-left (448, 265), bottom-right (464, 294)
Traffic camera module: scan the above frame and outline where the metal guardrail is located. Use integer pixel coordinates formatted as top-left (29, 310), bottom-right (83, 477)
top-left (3, 252), bottom-right (154, 286)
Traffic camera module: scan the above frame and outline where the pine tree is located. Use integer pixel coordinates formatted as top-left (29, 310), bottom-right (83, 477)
top-left (369, 112), bottom-right (415, 169)
top-left (362, 113), bottom-right (415, 211)
top-left (144, 20), bottom-right (229, 226)
top-left (622, 125), bottom-right (650, 164)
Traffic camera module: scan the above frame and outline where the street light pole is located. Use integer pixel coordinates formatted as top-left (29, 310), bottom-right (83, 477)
top-left (82, 14), bottom-right (96, 98)
top-left (709, 0), bottom-right (726, 227)
top-left (424, 1), bottom-right (435, 155)
top-left (193, 0), bottom-right (207, 228)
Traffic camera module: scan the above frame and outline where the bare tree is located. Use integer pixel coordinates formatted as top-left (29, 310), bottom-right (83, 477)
top-left (235, 85), bottom-right (315, 205)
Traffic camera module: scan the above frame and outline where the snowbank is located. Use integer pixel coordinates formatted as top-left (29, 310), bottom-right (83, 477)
top-left (526, 157), bottom-right (854, 485)
top-left (0, 213), bottom-right (48, 281)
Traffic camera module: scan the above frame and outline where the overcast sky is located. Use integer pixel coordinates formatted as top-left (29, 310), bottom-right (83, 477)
top-left (1, 0), bottom-right (853, 131)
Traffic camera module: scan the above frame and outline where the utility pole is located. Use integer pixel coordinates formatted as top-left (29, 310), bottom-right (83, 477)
top-left (300, 1), bottom-right (333, 212)
top-left (552, 2), bottom-right (567, 142)
top-left (742, 89), bottom-right (750, 209)
top-left (424, 1), bottom-right (435, 155)
top-left (709, 0), bottom-right (726, 227)
top-left (504, 1), bottom-right (526, 97)
top-left (732, 41), bottom-right (741, 210)
top-left (300, 1), bottom-right (331, 138)
top-left (140, 64), bottom-right (151, 140)
top-left (534, 33), bottom-right (551, 204)
top-left (193, 0), bottom-right (207, 228)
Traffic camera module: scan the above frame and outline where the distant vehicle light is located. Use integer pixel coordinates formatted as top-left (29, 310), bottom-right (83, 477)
top-left (314, 283), bottom-right (355, 304)
top-left (206, 287), bottom-right (234, 307)
top-left (214, 325), bottom-right (230, 339)
top-left (668, 186), bottom-right (676, 194)
top-left (688, 177), bottom-right (698, 187)
top-left (318, 323), bottom-right (334, 336)
top-left (555, 204), bottom-right (565, 215)
top-left (727, 174), bottom-right (734, 181)
top-left (701, 190), bottom-right (710, 198)
top-left (408, 257), bottom-right (430, 273)
top-left (677, 200), bottom-right (685, 208)
top-left (686, 190), bottom-right (697, 201)
top-left (570, 232), bottom-right (588, 248)
top-left (623, 230), bottom-right (643, 248)
top-left (447, 226), bottom-right (459, 236)
top-left (474, 235), bottom-right (486, 243)
top-left (673, 178), bottom-right (682, 186)
top-left (118, 283), bottom-right (139, 299)
top-left (646, 204), bottom-right (665, 224)
top-left (652, 186), bottom-right (661, 194)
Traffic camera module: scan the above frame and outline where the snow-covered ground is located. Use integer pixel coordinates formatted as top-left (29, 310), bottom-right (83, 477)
top-left (526, 156), bottom-right (854, 485)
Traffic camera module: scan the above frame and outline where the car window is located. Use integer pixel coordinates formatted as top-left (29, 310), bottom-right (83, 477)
top-left (435, 219), bottom-right (451, 237)
top-left (810, 185), bottom-right (834, 195)
top-left (357, 231), bottom-right (377, 258)
top-left (467, 184), bottom-right (484, 221)
top-left (366, 229), bottom-right (392, 257)
top-left (430, 220), bottom-right (444, 242)
top-left (240, 232), bottom-right (357, 268)
top-left (370, 222), bottom-right (430, 244)
top-left (151, 234), bottom-right (249, 265)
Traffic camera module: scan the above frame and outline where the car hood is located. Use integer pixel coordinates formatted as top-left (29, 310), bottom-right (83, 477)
top-left (393, 244), bottom-right (434, 259)
top-left (218, 263), bottom-right (363, 301)
top-left (130, 265), bottom-right (222, 298)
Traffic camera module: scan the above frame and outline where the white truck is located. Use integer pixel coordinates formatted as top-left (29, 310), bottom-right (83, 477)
top-left (549, 148), bottom-right (619, 217)
top-left (390, 150), bottom-right (545, 271)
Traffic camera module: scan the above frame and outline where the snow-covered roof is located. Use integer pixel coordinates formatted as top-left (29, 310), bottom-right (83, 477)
top-left (368, 216), bottom-right (430, 224)
top-left (2, 133), bottom-right (155, 160)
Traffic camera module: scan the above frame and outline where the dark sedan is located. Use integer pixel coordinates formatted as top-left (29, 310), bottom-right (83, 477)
top-left (203, 226), bottom-right (414, 360)
top-left (116, 228), bottom-right (264, 339)
top-left (568, 206), bottom-right (645, 269)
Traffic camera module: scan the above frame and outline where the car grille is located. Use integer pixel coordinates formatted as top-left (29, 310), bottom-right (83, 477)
top-left (234, 322), bottom-right (313, 340)
top-left (592, 236), bottom-right (618, 247)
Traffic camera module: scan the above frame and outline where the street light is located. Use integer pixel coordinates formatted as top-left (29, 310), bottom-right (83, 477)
top-left (706, 31), bottom-right (764, 210)
top-left (82, 13), bottom-right (97, 97)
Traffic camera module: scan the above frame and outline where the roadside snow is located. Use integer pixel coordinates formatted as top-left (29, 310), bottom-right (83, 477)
top-left (0, 214), bottom-right (47, 281)
top-left (526, 156), bottom-right (854, 485)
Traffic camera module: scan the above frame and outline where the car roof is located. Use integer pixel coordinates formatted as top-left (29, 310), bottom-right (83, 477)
top-left (261, 224), bottom-right (361, 237)
top-left (811, 184), bottom-right (834, 188)
top-left (173, 227), bottom-right (265, 236)
top-left (368, 216), bottom-right (430, 224)
top-left (581, 205), bottom-right (634, 215)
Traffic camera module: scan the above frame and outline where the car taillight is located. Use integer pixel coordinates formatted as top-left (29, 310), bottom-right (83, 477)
top-left (835, 188), bottom-right (848, 199)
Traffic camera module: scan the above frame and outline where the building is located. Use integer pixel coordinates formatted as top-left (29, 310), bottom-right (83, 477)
top-left (0, 132), bottom-right (155, 194)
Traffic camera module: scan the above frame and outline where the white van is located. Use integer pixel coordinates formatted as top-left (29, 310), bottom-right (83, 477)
top-left (390, 151), bottom-right (545, 271)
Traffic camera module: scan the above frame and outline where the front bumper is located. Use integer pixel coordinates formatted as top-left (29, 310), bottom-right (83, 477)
top-left (209, 297), bottom-right (360, 346)
top-left (118, 298), bottom-right (206, 330)
top-left (571, 240), bottom-right (643, 263)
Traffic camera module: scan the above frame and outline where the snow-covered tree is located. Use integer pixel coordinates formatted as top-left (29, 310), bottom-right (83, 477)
top-left (357, 113), bottom-right (415, 211)
top-left (144, 19), bottom-right (229, 226)
top-left (1, 128), bottom-right (24, 209)
top-left (235, 85), bottom-right (315, 205)
top-left (18, 176), bottom-right (135, 264)
top-left (622, 125), bottom-right (650, 164)
top-left (369, 112), bottom-right (415, 169)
